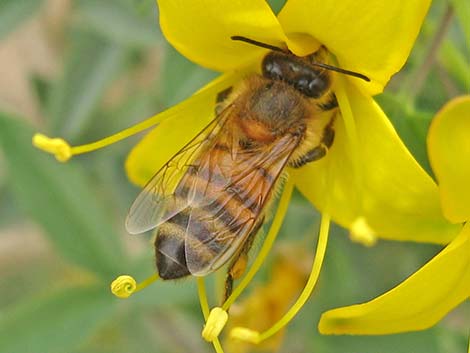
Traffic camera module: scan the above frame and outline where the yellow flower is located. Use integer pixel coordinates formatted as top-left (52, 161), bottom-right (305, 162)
top-left (126, 0), bottom-right (458, 245)
top-left (32, 0), bottom-right (461, 351)
top-left (318, 96), bottom-right (470, 335)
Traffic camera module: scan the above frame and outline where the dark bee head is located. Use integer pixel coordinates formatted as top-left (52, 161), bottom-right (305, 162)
top-left (262, 51), bottom-right (330, 98)
top-left (231, 36), bottom-right (370, 96)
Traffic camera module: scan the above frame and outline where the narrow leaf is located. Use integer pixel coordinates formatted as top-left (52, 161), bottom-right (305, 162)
top-left (0, 0), bottom-right (43, 39)
top-left (75, 0), bottom-right (161, 48)
top-left (0, 284), bottom-right (116, 353)
top-left (0, 113), bottom-right (124, 277)
top-left (47, 31), bottom-right (125, 139)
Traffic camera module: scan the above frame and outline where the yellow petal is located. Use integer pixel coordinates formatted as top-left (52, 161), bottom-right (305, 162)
top-left (318, 222), bottom-right (470, 334)
top-left (278, 0), bottom-right (431, 95)
top-left (157, 0), bottom-right (287, 72)
top-left (428, 95), bottom-right (470, 223)
top-left (291, 79), bottom-right (460, 244)
top-left (126, 72), bottom-right (242, 186)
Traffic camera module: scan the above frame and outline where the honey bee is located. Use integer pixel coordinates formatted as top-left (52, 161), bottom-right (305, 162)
top-left (126, 36), bottom-right (369, 300)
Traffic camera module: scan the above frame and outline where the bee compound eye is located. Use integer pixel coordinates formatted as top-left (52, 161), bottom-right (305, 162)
top-left (306, 76), bottom-right (328, 98)
top-left (263, 60), bottom-right (283, 80)
top-left (295, 77), bottom-right (310, 90)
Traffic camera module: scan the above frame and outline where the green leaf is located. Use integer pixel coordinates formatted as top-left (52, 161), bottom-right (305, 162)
top-left (375, 93), bottom-right (433, 175)
top-left (0, 187), bottom-right (22, 228)
top-left (30, 74), bottom-right (51, 114)
top-left (0, 113), bottom-right (124, 277)
top-left (267, 0), bottom-right (287, 14)
top-left (159, 44), bottom-right (217, 107)
top-left (439, 40), bottom-right (470, 92)
top-left (75, 0), bottom-right (162, 48)
top-left (47, 31), bottom-right (126, 139)
top-left (0, 284), bottom-right (116, 353)
top-left (450, 0), bottom-right (470, 44)
top-left (0, 0), bottom-right (43, 40)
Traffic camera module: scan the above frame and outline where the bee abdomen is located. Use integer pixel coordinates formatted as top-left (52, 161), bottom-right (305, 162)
top-left (155, 208), bottom-right (224, 279)
top-left (155, 223), bottom-right (190, 279)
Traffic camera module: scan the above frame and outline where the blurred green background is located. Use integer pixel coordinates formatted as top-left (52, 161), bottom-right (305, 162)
top-left (0, 0), bottom-right (468, 352)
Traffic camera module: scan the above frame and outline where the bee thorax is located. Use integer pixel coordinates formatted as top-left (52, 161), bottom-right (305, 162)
top-left (237, 77), bottom-right (308, 142)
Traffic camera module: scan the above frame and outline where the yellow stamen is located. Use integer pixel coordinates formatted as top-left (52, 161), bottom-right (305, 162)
top-left (32, 71), bottom-right (240, 162)
top-left (197, 278), bottom-right (226, 353)
top-left (197, 277), bottom-right (210, 318)
top-left (202, 307), bottom-right (229, 342)
top-left (110, 273), bottom-right (159, 299)
top-left (32, 134), bottom-right (72, 162)
top-left (32, 110), bottom-right (165, 162)
top-left (333, 62), bottom-right (363, 215)
top-left (222, 179), bottom-right (294, 310)
top-left (230, 212), bottom-right (331, 344)
top-left (350, 217), bottom-right (377, 246)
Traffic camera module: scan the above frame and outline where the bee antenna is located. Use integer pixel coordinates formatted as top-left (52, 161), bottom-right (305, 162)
top-left (232, 36), bottom-right (370, 82)
top-left (231, 36), bottom-right (285, 53)
top-left (308, 62), bottom-right (371, 82)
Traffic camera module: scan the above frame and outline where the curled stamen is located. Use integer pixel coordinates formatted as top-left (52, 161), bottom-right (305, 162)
top-left (202, 307), bottom-right (229, 342)
top-left (32, 134), bottom-right (72, 162)
top-left (111, 275), bottom-right (136, 298)
top-left (110, 273), bottom-right (159, 298)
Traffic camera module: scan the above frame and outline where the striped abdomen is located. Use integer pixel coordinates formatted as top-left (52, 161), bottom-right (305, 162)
top-left (154, 141), bottom-right (278, 280)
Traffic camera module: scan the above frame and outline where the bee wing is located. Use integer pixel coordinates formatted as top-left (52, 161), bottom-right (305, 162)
top-left (184, 132), bottom-right (301, 276)
top-left (125, 109), bottom-right (233, 235)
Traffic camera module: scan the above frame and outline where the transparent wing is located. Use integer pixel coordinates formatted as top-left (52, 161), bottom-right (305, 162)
top-left (184, 133), bottom-right (301, 276)
top-left (125, 108), bottom-right (233, 235)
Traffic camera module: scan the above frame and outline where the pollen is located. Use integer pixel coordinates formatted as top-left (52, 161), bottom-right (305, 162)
top-left (110, 275), bottom-right (137, 298)
top-left (350, 217), bottom-right (377, 247)
top-left (202, 307), bottom-right (229, 342)
top-left (32, 133), bottom-right (72, 162)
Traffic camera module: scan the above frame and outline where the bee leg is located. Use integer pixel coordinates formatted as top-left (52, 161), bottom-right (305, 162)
top-left (290, 146), bottom-right (327, 168)
top-left (215, 87), bottom-right (233, 115)
top-left (289, 118), bottom-right (335, 168)
top-left (222, 219), bottom-right (264, 304)
top-left (318, 93), bottom-right (338, 111)
top-left (223, 250), bottom-right (249, 304)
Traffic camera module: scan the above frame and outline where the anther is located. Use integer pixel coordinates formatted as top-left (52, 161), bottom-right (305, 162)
top-left (111, 275), bottom-right (137, 298)
top-left (110, 273), bottom-right (159, 299)
top-left (202, 307), bottom-right (229, 342)
top-left (32, 133), bottom-right (72, 162)
top-left (350, 217), bottom-right (377, 247)
top-left (230, 327), bottom-right (261, 344)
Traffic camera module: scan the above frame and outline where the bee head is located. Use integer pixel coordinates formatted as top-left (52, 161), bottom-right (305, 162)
top-left (262, 51), bottom-right (330, 98)
top-left (231, 36), bottom-right (370, 92)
